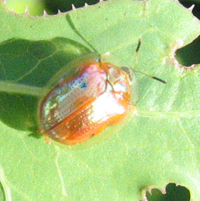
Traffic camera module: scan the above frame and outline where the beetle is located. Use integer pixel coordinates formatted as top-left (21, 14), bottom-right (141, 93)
top-left (38, 41), bottom-right (166, 146)
top-left (38, 53), bottom-right (137, 145)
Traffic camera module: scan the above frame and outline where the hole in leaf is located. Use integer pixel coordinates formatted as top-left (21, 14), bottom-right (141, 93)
top-left (175, 36), bottom-right (200, 66)
top-left (178, 0), bottom-right (200, 19)
top-left (146, 183), bottom-right (190, 201)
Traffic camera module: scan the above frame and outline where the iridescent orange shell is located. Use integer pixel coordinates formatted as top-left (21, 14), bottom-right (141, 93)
top-left (38, 53), bottom-right (136, 145)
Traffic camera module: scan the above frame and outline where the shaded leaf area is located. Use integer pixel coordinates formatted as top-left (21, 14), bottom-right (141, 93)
top-left (0, 37), bottom-right (90, 85)
top-left (0, 0), bottom-right (200, 201)
top-left (0, 38), bottom-right (90, 131)
top-left (0, 93), bottom-right (38, 131)
top-left (146, 183), bottom-right (190, 201)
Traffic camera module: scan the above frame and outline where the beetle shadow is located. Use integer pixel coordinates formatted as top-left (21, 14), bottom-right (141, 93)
top-left (0, 37), bottom-right (91, 135)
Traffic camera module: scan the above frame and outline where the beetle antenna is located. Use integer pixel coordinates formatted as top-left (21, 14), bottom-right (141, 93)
top-left (133, 39), bottom-right (166, 84)
top-left (133, 39), bottom-right (141, 68)
top-left (133, 69), bottom-right (166, 84)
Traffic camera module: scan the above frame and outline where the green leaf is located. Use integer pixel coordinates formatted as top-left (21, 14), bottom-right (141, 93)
top-left (0, 0), bottom-right (200, 200)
